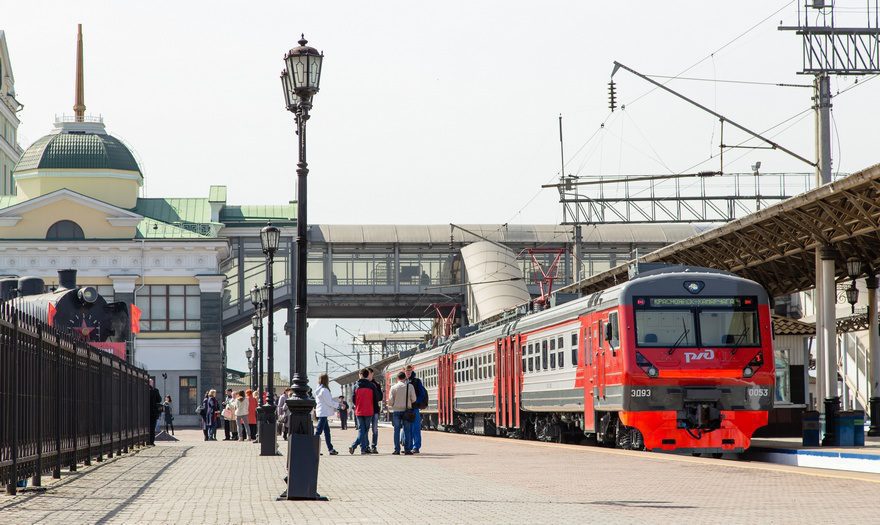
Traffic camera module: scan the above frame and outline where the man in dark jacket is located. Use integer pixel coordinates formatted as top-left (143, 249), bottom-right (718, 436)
top-left (348, 369), bottom-right (375, 455)
top-left (148, 378), bottom-right (162, 445)
top-left (367, 367), bottom-right (382, 454)
top-left (405, 365), bottom-right (427, 453)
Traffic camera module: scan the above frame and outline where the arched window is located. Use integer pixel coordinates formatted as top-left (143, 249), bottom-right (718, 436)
top-left (46, 220), bottom-right (85, 240)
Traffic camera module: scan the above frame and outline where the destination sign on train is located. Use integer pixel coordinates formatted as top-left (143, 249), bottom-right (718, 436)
top-left (641, 297), bottom-right (755, 308)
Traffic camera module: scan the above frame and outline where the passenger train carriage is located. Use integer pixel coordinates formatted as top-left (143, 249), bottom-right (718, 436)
top-left (385, 265), bottom-right (774, 454)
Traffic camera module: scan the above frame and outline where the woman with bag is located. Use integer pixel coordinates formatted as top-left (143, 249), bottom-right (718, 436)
top-left (314, 373), bottom-right (339, 455)
top-left (234, 390), bottom-right (250, 441)
top-left (247, 390), bottom-right (259, 442)
top-left (163, 395), bottom-right (174, 436)
top-left (199, 390), bottom-right (213, 441)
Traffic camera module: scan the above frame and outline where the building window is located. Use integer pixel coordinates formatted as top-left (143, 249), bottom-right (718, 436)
top-left (135, 285), bottom-right (201, 332)
top-left (46, 220), bottom-right (85, 240)
top-left (179, 376), bottom-right (198, 415)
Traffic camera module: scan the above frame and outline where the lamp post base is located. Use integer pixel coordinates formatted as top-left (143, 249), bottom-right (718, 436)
top-left (258, 405), bottom-right (279, 456)
top-left (869, 397), bottom-right (880, 437)
top-left (822, 397), bottom-right (840, 446)
top-left (281, 397), bottom-right (322, 501)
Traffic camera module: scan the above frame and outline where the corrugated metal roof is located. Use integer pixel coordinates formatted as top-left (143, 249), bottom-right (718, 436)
top-left (134, 198), bottom-right (213, 224)
top-left (15, 132), bottom-right (141, 173)
top-left (220, 204), bottom-right (296, 223)
top-left (310, 224), bottom-right (711, 245)
top-left (208, 185), bottom-right (227, 203)
top-left (135, 219), bottom-right (211, 239)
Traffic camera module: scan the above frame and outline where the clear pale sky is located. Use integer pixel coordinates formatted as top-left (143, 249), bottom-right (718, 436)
top-left (5, 1), bottom-right (878, 386)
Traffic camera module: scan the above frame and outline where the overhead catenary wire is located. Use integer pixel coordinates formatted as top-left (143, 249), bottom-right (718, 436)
top-left (625, 0), bottom-right (796, 108)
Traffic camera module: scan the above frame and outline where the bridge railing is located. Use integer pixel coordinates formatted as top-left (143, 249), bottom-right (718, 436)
top-left (0, 303), bottom-right (151, 495)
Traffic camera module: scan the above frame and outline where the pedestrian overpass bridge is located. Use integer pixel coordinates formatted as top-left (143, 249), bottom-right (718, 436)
top-left (219, 223), bottom-right (707, 336)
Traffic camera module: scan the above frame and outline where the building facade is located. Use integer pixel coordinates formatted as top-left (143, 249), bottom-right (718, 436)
top-left (0, 27), bottom-right (293, 425)
top-left (0, 31), bottom-right (23, 195)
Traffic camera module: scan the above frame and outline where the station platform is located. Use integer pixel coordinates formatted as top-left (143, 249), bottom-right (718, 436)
top-left (2, 426), bottom-right (879, 524)
top-left (748, 436), bottom-right (880, 474)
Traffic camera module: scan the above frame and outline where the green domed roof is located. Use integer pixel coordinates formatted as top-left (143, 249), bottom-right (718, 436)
top-left (15, 131), bottom-right (141, 174)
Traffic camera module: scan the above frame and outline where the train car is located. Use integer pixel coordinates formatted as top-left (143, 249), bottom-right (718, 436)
top-left (385, 265), bottom-right (774, 454)
top-left (2, 269), bottom-right (130, 356)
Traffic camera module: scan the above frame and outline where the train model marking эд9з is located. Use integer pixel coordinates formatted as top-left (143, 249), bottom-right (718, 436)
top-left (384, 265), bottom-right (774, 454)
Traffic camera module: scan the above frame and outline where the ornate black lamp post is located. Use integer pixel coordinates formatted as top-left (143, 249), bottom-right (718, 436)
top-left (245, 347), bottom-right (253, 390)
top-left (280, 35), bottom-right (323, 501)
top-left (259, 222), bottom-right (281, 456)
top-left (250, 284), bottom-right (265, 445)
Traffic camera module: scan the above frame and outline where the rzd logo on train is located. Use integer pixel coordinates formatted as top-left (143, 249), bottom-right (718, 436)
top-left (684, 348), bottom-right (715, 363)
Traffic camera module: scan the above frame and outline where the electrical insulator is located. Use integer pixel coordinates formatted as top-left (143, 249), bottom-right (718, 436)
top-left (608, 80), bottom-right (617, 112)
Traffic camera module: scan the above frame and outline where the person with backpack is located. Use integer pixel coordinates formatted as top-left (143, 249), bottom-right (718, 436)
top-left (389, 371), bottom-right (416, 455)
top-left (405, 364), bottom-right (428, 454)
top-left (348, 368), bottom-right (375, 455)
top-left (367, 368), bottom-right (382, 454)
top-left (337, 396), bottom-right (349, 430)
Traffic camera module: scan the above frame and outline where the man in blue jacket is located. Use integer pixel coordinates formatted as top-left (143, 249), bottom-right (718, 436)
top-left (405, 364), bottom-right (428, 453)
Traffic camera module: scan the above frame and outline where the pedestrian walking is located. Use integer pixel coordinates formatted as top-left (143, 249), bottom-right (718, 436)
top-left (405, 364), bottom-right (428, 454)
top-left (389, 371), bottom-right (416, 455)
top-left (234, 390), bottom-right (250, 441)
top-left (148, 378), bottom-right (161, 445)
top-left (277, 387), bottom-right (291, 440)
top-left (314, 374), bottom-right (339, 455)
top-left (163, 395), bottom-right (175, 435)
top-left (348, 368), bottom-right (376, 455)
top-left (248, 389), bottom-right (259, 442)
top-left (368, 368), bottom-right (382, 454)
top-left (221, 388), bottom-right (235, 440)
top-left (199, 390), bottom-right (219, 441)
top-left (337, 396), bottom-right (349, 430)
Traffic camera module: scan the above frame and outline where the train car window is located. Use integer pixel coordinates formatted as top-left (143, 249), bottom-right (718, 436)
top-left (550, 352), bottom-right (556, 369)
top-left (558, 336), bottom-right (564, 349)
top-left (541, 340), bottom-right (548, 370)
top-left (559, 349), bottom-right (565, 368)
top-left (528, 356), bottom-right (533, 372)
top-left (550, 338), bottom-right (556, 351)
top-left (607, 312), bottom-right (620, 350)
top-left (571, 333), bottom-right (577, 347)
top-left (571, 333), bottom-right (579, 366)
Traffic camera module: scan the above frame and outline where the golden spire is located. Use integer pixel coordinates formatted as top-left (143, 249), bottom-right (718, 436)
top-left (73, 24), bottom-right (85, 121)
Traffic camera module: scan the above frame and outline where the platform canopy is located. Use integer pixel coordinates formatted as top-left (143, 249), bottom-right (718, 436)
top-left (558, 163), bottom-right (880, 298)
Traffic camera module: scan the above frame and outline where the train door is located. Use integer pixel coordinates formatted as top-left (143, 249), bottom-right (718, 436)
top-left (494, 335), bottom-right (522, 429)
top-left (579, 317), bottom-right (596, 431)
top-left (438, 354), bottom-right (454, 427)
top-left (593, 318), bottom-right (605, 399)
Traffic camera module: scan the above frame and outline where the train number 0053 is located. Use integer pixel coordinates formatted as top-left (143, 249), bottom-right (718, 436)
top-left (630, 389), bottom-right (652, 398)
top-left (747, 388), bottom-right (769, 398)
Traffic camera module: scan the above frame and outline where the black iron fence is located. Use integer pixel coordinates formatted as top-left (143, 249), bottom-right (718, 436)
top-left (0, 302), bottom-right (151, 495)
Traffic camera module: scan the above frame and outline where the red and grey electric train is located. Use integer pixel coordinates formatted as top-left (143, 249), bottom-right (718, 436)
top-left (385, 265), bottom-right (774, 453)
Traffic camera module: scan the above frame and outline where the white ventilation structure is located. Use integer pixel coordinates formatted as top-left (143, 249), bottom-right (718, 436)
top-left (460, 241), bottom-right (531, 324)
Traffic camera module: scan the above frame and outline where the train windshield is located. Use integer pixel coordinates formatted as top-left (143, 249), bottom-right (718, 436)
top-left (634, 296), bottom-right (760, 348)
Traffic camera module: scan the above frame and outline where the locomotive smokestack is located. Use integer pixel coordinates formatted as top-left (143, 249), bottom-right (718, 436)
top-left (58, 269), bottom-right (77, 290)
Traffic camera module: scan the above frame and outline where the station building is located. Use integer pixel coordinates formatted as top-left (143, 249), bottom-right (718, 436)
top-left (0, 27), bottom-right (293, 426)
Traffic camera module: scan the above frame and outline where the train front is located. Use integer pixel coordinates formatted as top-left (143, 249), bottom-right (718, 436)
top-left (617, 269), bottom-right (774, 454)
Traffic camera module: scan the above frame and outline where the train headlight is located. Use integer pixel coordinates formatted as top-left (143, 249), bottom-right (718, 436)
top-left (742, 367), bottom-right (754, 378)
top-left (647, 367), bottom-right (658, 377)
top-left (78, 286), bottom-right (98, 304)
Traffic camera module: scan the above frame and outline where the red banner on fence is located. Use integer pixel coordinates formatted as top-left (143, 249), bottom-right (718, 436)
top-left (89, 342), bottom-right (126, 360)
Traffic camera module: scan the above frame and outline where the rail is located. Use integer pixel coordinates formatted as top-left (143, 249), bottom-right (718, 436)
top-left (0, 302), bottom-right (151, 495)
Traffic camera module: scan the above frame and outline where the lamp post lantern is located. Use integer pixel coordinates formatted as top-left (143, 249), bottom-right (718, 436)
top-left (258, 222), bottom-right (281, 456)
top-left (245, 347), bottom-right (253, 390)
top-left (280, 34), bottom-right (324, 501)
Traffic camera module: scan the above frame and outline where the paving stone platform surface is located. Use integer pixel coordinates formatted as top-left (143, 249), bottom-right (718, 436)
top-left (2, 424), bottom-right (880, 524)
